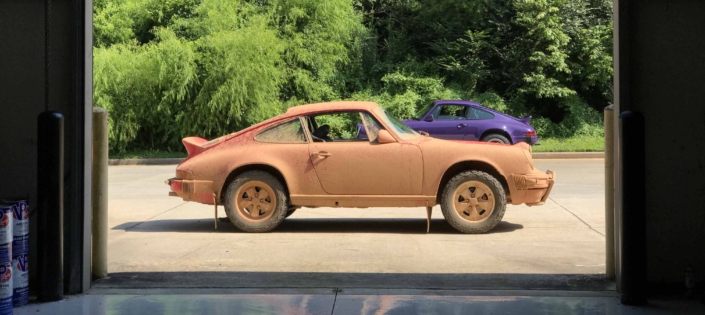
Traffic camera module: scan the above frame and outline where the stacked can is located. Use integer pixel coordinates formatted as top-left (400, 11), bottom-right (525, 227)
top-left (0, 204), bottom-right (12, 315)
top-left (5, 200), bottom-right (28, 307)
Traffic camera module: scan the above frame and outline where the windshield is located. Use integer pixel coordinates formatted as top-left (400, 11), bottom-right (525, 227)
top-left (413, 103), bottom-right (434, 120)
top-left (376, 108), bottom-right (421, 141)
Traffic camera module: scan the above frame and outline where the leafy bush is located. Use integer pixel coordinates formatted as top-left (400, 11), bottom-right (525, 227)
top-left (94, 0), bottom-right (612, 152)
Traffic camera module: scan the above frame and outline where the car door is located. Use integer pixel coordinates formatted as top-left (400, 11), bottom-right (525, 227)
top-left (462, 106), bottom-right (496, 141)
top-left (307, 111), bottom-right (423, 195)
top-left (417, 104), bottom-right (469, 140)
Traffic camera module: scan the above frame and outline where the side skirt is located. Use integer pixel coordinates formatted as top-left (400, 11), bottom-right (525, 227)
top-left (290, 195), bottom-right (436, 208)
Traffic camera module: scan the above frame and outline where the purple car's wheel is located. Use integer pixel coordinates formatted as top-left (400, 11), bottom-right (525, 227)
top-left (441, 171), bottom-right (507, 234)
top-left (481, 133), bottom-right (511, 144)
top-left (224, 171), bottom-right (288, 232)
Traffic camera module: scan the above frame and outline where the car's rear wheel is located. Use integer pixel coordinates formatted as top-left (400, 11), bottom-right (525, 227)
top-left (224, 171), bottom-right (288, 232)
top-left (481, 133), bottom-right (511, 144)
top-left (440, 171), bottom-right (507, 234)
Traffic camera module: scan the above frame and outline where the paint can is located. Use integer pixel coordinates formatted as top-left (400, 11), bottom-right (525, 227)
top-left (6, 200), bottom-right (28, 256)
top-left (0, 263), bottom-right (11, 315)
top-left (4, 199), bottom-right (29, 307)
top-left (0, 205), bottom-right (11, 246)
top-left (0, 204), bottom-right (11, 315)
top-left (11, 254), bottom-right (27, 307)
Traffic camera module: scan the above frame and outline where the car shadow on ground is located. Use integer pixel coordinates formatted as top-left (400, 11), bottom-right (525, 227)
top-left (112, 218), bottom-right (523, 235)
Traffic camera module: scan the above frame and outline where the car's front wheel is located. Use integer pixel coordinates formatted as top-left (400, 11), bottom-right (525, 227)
top-left (440, 171), bottom-right (507, 234)
top-left (224, 171), bottom-right (288, 232)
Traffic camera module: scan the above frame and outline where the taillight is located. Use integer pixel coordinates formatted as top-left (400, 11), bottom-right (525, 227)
top-left (525, 131), bottom-right (536, 137)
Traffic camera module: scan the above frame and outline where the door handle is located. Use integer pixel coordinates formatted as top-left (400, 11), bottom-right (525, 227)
top-left (457, 124), bottom-right (467, 128)
top-left (311, 151), bottom-right (332, 158)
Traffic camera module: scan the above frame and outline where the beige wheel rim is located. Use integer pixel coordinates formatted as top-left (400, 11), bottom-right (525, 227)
top-left (453, 180), bottom-right (495, 223)
top-left (235, 180), bottom-right (276, 222)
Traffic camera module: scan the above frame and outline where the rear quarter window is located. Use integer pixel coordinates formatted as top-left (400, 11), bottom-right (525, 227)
top-left (468, 107), bottom-right (495, 120)
top-left (254, 119), bottom-right (308, 144)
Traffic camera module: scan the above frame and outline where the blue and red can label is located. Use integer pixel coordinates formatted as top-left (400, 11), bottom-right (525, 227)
top-left (12, 254), bottom-right (27, 307)
top-left (0, 206), bottom-right (11, 245)
top-left (0, 244), bottom-right (10, 266)
top-left (10, 201), bottom-right (28, 236)
top-left (0, 263), bottom-right (12, 314)
top-left (9, 201), bottom-right (29, 256)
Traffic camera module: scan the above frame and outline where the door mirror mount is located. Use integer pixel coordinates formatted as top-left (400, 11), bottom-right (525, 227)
top-left (424, 115), bottom-right (434, 122)
top-left (376, 130), bottom-right (397, 144)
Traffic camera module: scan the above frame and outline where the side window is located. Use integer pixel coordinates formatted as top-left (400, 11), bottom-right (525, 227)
top-left (254, 119), bottom-right (307, 143)
top-left (434, 105), bottom-right (468, 120)
top-left (468, 107), bottom-right (495, 120)
top-left (360, 112), bottom-right (382, 142)
top-left (306, 111), bottom-right (369, 142)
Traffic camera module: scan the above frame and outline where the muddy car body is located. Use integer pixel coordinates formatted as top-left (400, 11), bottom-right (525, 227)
top-left (167, 101), bottom-right (555, 233)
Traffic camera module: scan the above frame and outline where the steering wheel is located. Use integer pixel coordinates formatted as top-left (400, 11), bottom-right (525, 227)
top-left (311, 135), bottom-right (326, 142)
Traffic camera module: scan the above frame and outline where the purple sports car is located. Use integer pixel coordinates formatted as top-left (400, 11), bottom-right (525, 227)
top-left (403, 100), bottom-right (539, 145)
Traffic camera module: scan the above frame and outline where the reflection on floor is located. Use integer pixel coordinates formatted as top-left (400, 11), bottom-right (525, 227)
top-left (15, 290), bottom-right (705, 315)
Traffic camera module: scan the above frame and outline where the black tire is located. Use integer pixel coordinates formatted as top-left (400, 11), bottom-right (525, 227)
top-left (224, 171), bottom-right (288, 232)
top-left (440, 171), bottom-right (507, 234)
top-left (481, 133), bottom-right (511, 144)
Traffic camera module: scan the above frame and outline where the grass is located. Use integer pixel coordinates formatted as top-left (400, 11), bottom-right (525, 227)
top-left (533, 135), bottom-right (604, 152)
top-left (108, 135), bottom-right (604, 159)
top-left (109, 149), bottom-right (186, 160)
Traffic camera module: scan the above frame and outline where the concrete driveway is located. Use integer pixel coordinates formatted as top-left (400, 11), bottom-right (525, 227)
top-left (102, 159), bottom-right (607, 289)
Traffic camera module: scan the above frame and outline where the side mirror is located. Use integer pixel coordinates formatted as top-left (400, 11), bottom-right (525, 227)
top-left (424, 115), bottom-right (434, 122)
top-left (376, 130), bottom-right (397, 144)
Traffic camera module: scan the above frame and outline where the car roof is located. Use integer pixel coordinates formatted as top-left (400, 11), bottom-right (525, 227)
top-left (285, 101), bottom-right (379, 116)
top-left (435, 100), bottom-right (481, 107)
top-left (435, 100), bottom-right (515, 118)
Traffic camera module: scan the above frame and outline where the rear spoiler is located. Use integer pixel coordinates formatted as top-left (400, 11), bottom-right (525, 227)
top-left (519, 115), bottom-right (532, 124)
top-left (182, 137), bottom-right (209, 157)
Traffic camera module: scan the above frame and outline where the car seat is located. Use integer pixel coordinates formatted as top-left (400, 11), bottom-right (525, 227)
top-left (313, 124), bottom-right (333, 142)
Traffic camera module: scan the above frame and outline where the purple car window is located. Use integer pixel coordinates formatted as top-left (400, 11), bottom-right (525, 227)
top-left (435, 105), bottom-right (468, 120)
top-left (467, 107), bottom-right (495, 120)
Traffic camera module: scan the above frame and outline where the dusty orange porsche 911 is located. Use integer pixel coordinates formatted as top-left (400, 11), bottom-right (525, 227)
top-left (166, 101), bottom-right (555, 233)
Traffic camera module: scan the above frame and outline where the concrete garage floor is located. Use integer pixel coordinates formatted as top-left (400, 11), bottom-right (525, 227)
top-left (96, 159), bottom-right (609, 290)
top-left (17, 290), bottom-right (705, 315)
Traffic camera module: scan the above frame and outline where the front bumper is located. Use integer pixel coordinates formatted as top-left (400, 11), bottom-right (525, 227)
top-left (507, 170), bottom-right (556, 206)
top-left (166, 178), bottom-right (216, 204)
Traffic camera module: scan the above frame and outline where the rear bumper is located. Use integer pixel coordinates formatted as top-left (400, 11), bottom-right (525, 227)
top-left (514, 135), bottom-right (539, 145)
top-left (507, 170), bottom-right (556, 206)
top-left (166, 178), bottom-right (216, 204)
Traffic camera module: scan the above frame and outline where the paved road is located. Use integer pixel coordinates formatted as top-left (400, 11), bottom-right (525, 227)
top-left (106, 160), bottom-right (605, 278)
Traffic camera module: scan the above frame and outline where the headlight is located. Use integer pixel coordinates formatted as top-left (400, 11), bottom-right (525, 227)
top-left (522, 149), bottom-right (534, 170)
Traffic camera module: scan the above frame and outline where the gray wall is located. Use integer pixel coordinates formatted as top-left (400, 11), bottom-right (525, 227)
top-left (620, 0), bottom-right (705, 285)
top-left (0, 0), bottom-right (90, 293)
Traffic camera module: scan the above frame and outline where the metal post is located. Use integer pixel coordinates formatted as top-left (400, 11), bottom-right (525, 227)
top-left (604, 105), bottom-right (615, 279)
top-left (37, 111), bottom-right (64, 302)
top-left (91, 108), bottom-right (108, 279)
top-left (619, 111), bottom-right (647, 305)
